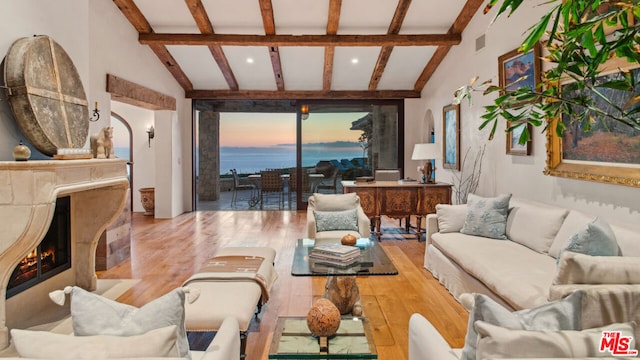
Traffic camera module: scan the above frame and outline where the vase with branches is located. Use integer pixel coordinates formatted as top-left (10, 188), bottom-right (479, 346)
top-left (451, 145), bottom-right (486, 204)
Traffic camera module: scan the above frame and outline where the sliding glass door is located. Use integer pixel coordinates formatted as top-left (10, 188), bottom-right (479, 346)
top-left (296, 100), bottom-right (403, 208)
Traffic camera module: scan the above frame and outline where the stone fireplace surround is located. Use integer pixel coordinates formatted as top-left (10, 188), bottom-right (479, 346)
top-left (0, 159), bottom-right (128, 349)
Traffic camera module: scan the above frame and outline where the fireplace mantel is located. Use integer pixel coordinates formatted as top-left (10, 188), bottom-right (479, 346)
top-left (0, 159), bottom-right (129, 349)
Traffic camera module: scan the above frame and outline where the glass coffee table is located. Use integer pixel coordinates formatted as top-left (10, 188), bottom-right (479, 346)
top-left (291, 238), bottom-right (398, 276)
top-left (268, 316), bottom-right (377, 359)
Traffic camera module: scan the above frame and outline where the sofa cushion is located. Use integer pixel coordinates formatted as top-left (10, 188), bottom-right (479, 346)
top-left (460, 291), bottom-right (583, 360)
top-left (460, 193), bottom-right (511, 240)
top-left (435, 204), bottom-right (467, 233)
top-left (314, 209), bottom-right (358, 232)
top-left (608, 220), bottom-right (640, 257)
top-left (475, 321), bottom-right (635, 359)
top-left (68, 287), bottom-right (190, 358)
top-left (11, 325), bottom-right (180, 359)
top-left (554, 251), bottom-right (640, 285)
top-left (310, 193), bottom-right (359, 211)
top-left (432, 232), bottom-right (557, 309)
top-left (548, 211), bottom-right (593, 258)
top-left (558, 217), bottom-right (620, 260)
top-left (506, 198), bottom-right (568, 254)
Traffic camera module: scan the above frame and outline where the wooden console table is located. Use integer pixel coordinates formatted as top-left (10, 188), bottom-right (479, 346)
top-left (342, 180), bottom-right (452, 240)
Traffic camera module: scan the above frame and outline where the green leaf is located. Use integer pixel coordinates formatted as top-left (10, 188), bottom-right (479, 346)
top-left (521, 10), bottom-right (553, 52)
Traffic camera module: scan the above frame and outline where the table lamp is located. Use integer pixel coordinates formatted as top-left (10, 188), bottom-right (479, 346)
top-left (411, 143), bottom-right (441, 184)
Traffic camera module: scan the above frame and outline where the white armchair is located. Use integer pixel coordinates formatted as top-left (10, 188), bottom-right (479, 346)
top-left (307, 193), bottom-right (370, 240)
top-left (409, 287), bottom-right (640, 360)
top-left (198, 316), bottom-right (241, 360)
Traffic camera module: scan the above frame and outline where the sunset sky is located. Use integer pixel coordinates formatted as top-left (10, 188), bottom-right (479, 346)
top-left (111, 111), bottom-right (370, 148)
top-left (219, 112), bottom-right (369, 147)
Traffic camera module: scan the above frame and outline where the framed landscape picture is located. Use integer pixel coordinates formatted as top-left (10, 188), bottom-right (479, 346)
top-left (545, 60), bottom-right (640, 188)
top-left (498, 42), bottom-right (540, 155)
top-left (442, 104), bottom-right (460, 170)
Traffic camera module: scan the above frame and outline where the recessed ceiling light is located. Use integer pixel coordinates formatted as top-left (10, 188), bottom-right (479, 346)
top-left (351, 58), bottom-right (359, 64)
top-left (246, 57), bottom-right (254, 64)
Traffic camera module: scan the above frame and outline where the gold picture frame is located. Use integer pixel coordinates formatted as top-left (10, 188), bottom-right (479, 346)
top-left (442, 104), bottom-right (460, 170)
top-left (545, 59), bottom-right (640, 188)
top-left (498, 43), bottom-right (541, 156)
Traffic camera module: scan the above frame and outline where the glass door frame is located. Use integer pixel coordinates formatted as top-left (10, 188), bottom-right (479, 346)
top-left (294, 99), bottom-right (405, 210)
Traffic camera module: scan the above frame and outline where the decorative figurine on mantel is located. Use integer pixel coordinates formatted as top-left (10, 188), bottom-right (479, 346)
top-left (90, 126), bottom-right (114, 159)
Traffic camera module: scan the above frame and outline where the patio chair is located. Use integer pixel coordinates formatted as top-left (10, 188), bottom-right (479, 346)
top-left (316, 167), bottom-right (339, 194)
top-left (231, 169), bottom-right (256, 207)
top-left (259, 170), bottom-right (284, 209)
top-left (340, 158), bottom-right (356, 169)
top-left (288, 169), bottom-right (309, 209)
top-left (329, 159), bottom-right (349, 172)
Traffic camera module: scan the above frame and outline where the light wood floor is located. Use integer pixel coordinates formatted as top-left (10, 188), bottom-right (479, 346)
top-left (98, 211), bottom-right (468, 360)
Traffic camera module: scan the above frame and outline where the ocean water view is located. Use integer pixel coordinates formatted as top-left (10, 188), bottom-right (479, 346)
top-left (220, 143), bottom-right (363, 174)
top-left (116, 142), bottom-right (365, 175)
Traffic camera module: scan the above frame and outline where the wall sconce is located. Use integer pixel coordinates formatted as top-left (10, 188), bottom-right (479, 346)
top-left (146, 125), bottom-right (155, 147)
top-left (89, 101), bottom-right (100, 122)
top-left (300, 104), bottom-right (309, 120)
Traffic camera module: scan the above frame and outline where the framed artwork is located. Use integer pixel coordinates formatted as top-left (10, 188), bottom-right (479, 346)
top-left (545, 60), bottom-right (640, 188)
top-left (498, 42), bottom-right (541, 155)
top-left (442, 104), bottom-right (460, 170)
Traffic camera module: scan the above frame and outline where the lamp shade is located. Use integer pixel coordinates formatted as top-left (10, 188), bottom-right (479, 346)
top-left (411, 143), bottom-right (441, 160)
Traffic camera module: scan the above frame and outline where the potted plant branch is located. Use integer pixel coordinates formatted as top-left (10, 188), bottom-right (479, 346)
top-left (454, 0), bottom-right (640, 144)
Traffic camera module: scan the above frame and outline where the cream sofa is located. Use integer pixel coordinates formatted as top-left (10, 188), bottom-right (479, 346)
top-left (413, 196), bottom-right (640, 360)
top-left (0, 316), bottom-right (240, 359)
top-left (409, 286), bottom-right (640, 360)
top-left (424, 197), bottom-right (640, 310)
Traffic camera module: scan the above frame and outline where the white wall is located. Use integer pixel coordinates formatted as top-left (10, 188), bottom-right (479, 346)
top-left (408, 0), bottom-right (640, 223)
top-left (0, 0), bottom-right (192, 216)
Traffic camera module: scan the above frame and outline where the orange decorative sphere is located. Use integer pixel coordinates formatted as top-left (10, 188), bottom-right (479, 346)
top-left (341, 234), bottom-right (357, 246)
top-left (306, 298), bottom-right (341, 337)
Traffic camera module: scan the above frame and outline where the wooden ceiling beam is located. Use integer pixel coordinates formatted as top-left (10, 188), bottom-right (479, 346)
top-left (184, 0), bottom-right (238, 91)
top-left (259, 0), bottom-right (285, 91)
top-left (112, 0), bottom-right (192, 92)
top-left (138, 33), bottom-right (461, 47)
top-left (369, 0), bottom-right (412, 91)
top-left (107, 74), bottom-right (177, 110)
top-left (323, 0), bottom-right (342, 92)
top-left (112, 0), bottom-right (152, 33)
top-left (414, 0), bottom-right (485, 92)
top-left (186, 89), bottom-right (420, 100)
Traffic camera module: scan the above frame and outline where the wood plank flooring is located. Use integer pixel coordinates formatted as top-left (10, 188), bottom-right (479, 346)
top-left (98, 211), bottom-right (468, 360)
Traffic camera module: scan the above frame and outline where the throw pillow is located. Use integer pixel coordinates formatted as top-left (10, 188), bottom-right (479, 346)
top-left (311, 192), bottom-right (359, 211)
top-left (554, 251), bottom-right (640, 285)
top-left (314, 209), bottom-right (359, 232)
top-left (460, 193), bottom-right (512, 240)
top-left (11, 325), bottom-right (180, 359)
top-left (475, 321), bottom-right (636, 359)
top-left (460, 291), bottom-right (583, 360)
top-left (558, 216), bottom-right (620, 262)
top-left (435, 204), bottom-right (467, 233)
top-left (65, 286), bottom-right (190, 358)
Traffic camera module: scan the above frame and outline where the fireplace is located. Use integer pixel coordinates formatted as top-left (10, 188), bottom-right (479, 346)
top-left (0, 159), bottom-right (129, 350)
top-left (6, 196), bottom-right (71, 298)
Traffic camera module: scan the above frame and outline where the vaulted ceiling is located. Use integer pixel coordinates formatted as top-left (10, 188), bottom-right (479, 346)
top-left (112, 0), bottom-right (486, 100)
